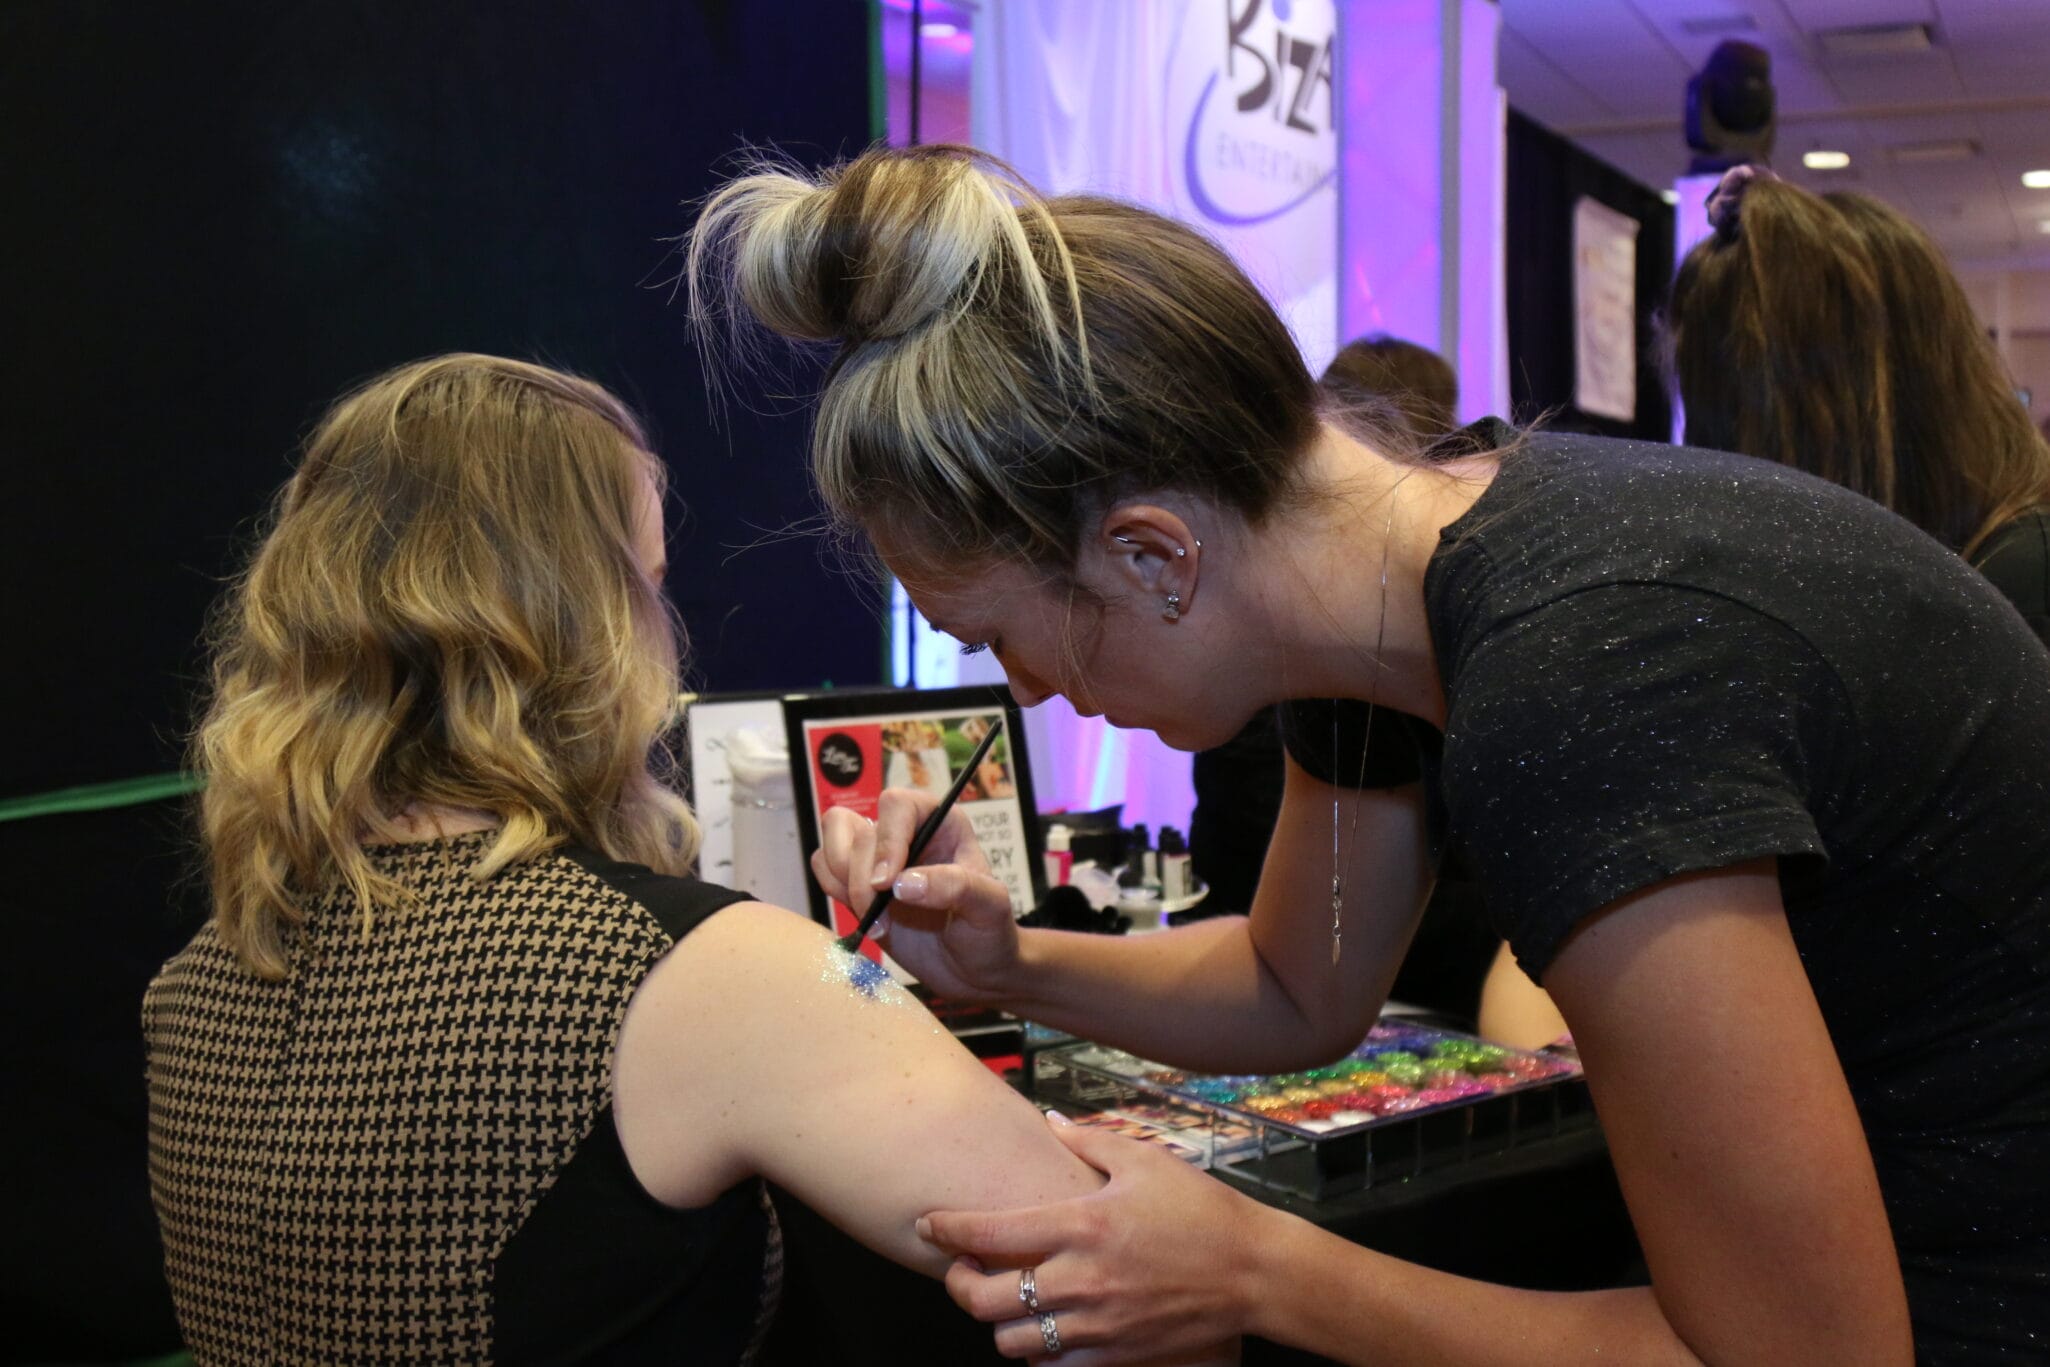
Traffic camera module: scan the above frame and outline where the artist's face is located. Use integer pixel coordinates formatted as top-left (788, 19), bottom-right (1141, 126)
top-left (889, 546), bottom-right (1251, 754)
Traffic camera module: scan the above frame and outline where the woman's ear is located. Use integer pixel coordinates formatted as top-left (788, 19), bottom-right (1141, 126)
top-left (1096, 504), bottom-right (1202, 611)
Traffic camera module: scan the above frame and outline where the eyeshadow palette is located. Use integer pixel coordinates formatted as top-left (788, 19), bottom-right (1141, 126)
top-left (1029, 1019), bottom-right (1593, 1199)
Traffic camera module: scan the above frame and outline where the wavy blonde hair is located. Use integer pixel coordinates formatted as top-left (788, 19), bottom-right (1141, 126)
top-left (194, 354), bottom-right (696, 978)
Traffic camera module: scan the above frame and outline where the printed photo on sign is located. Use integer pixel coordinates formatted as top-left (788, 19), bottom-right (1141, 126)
top-left (784, 686), bottom-right (1044, 958)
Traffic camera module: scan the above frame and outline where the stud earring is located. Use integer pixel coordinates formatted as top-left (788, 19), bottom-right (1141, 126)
top-left (1163, 592), bottom-right (1182, 622)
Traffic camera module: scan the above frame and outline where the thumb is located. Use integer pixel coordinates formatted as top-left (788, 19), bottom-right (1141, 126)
top-left (1044, 1110), bottom-right (1151, 1175)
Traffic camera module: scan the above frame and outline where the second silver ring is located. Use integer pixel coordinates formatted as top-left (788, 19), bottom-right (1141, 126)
top-left (1018, 1264), bottom-right (1041, 1313)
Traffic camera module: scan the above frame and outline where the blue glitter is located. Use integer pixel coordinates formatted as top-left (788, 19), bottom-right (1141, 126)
top-left (818, 943), bottom-right (909, 1006)
top-left (845, 953), bottom-right (892, 999)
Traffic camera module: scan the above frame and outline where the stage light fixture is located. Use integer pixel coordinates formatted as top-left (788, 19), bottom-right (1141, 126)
top-left (1685, 40), bottom-right (1776, 174)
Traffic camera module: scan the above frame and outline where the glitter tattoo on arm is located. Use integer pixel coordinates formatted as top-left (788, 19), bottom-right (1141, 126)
top-left (817, 941), bottom-right (912, 1006)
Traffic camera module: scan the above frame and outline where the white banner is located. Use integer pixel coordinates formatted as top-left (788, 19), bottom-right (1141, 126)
top-left (1573, 195), bottom-right (1640, 424)
top-left (973, 0), bottom-right (1338, 366)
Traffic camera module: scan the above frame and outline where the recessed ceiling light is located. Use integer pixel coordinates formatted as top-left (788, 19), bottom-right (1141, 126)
top-left (922, 22), bottom-right (959, 37)
top-left (1679, 14), bottom-right (1757, 37)
top-left (1661, 189), bottom-right (1681, 205)
top-left (2025, 170), bottom-right (2050, 189)
top-left (1815, 23), bottom-right (1933, 58)
top-left (1890, 139), bottom-right (1979, 165)
top-left (1804, 150), bottom-right (1852, 170)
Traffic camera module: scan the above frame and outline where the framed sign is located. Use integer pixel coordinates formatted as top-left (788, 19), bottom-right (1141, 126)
top-left (784, 685), bottom-right (1044, 937)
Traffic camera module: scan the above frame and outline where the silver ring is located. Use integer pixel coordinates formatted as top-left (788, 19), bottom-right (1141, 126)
top-left (1038, 1311), bottom-right (1061, 1354)
top-left (1018, 1265), bottom-right (1040, 1313)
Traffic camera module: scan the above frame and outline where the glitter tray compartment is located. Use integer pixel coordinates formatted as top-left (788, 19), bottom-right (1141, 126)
top-left (1029, 1019), bottom-right (1593, 1200)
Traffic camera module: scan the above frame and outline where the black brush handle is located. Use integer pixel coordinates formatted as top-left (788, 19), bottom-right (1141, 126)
top-left (837, 715), bottom-right (1007, 952)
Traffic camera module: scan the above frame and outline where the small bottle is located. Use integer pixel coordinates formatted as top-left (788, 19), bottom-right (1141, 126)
top-left (1159, 826), bottom-right (1191, 902)
top-left (1044, 823), bottom-right (1073, 887)
top-left (1118, 824), bottom-right (1152, 891)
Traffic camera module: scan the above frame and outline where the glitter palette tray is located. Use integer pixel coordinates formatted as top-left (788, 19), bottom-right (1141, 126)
top-left (1029, 1019), bottom-right (1593, 1200)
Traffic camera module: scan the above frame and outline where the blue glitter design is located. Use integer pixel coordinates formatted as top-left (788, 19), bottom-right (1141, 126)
top-left (845, 953), bottom-right (892, 999)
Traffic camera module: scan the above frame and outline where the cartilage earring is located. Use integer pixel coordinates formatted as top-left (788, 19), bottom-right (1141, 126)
top-left (1163, 592), bottom-right (1182, 622)
top-left (1174, 546), bottom-right (1186, 558)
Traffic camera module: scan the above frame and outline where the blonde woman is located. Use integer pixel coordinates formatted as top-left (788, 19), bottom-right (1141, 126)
top-left (692, 146), bottom-right (2050, 1364)
top-left (146, 355), bottom-right (1231, 1365)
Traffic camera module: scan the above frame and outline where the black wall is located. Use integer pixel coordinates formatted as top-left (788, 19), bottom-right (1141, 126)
top-left (0, 4), bottom-right (874, 1355)
top-left (1, 0), bottom-right (882, 804)
top-left (1505, 108), bottom-right (1677, 442)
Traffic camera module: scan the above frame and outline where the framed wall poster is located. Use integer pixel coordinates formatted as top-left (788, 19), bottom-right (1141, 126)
top-left (784, 685), bottom-right (1045, 939)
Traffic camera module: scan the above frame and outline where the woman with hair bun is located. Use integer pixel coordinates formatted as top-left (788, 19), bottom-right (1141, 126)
top-left (1669, 165), bottom-right (2050, 643)
top-left (145, 354), bottom-right (1230, 1366)
top-left (693, 145), bottom-right (2050, 1364)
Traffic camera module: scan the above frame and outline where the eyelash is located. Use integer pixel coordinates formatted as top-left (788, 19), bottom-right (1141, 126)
top-left (959, 641), bottom-right (993, 657)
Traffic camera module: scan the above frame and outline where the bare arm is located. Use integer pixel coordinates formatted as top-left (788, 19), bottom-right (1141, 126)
top-left (613, 902), bottom-right (1101, 1271)
top-left (818, 758), bottom-right (1432, 1075)
top-left (924, 862), bottom-right (1913, 1365)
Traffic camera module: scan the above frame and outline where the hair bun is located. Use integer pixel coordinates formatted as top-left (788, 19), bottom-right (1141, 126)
top-left (690, 143), bottom-right (1072, 355)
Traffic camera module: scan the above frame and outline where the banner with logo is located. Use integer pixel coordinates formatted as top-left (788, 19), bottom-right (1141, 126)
top-left (973, 0), bottom-right (1337, 366)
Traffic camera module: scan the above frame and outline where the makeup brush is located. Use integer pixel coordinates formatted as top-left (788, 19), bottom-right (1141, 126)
top-left (837, 714), bottom-right (1007, 952)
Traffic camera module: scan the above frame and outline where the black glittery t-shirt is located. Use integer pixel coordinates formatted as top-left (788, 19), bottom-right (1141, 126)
top-left (1284, 428), bottom-right (2050, 1362)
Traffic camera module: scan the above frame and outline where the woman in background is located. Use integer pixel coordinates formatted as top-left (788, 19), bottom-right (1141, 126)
top-left (145, 354), bottom-right (1228, 1366)
top-left (1669, 165), bottom-right (2050, 643)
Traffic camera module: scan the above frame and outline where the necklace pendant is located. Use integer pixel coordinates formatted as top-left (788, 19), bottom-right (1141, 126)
top-left (1330, 879), bottom-right (1343, 965)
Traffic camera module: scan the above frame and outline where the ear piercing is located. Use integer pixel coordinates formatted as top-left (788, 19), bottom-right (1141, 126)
top-left (1163, 592), bottom-right (1182, 623)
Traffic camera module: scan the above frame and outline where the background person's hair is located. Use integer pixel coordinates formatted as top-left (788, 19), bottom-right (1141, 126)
top-left (686, 143), bottom-right (1344, 577)
top-left (1320, 335), bottom-right (1459, 440)
top-left (193, 354), bottom-right (696, 978)
top-left (1667, 177), bottom-right (2050, 556)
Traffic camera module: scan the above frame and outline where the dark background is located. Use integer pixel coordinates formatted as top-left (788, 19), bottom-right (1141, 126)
top-left (0, 1), bottom-right (888, 1357)
top-left (1505, 107), bottom-right (1678, 443)
top-left (0, 0), bottom-right (887, 806)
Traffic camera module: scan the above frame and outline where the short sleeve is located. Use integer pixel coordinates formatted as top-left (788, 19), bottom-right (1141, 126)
top-left (1277, 699), bottom-right (1434, 789)
top-left (1441, 586), bottom-right (1842, 978)
top-left (1970, 510), bottom-right (2050, 649)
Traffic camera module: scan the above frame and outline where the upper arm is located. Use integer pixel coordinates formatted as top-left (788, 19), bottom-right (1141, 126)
top-left (1244, 754), bottom-right (1433, 1057)
top-left (612, 902), bottom-right (1101, 1276)
top-left (1543, 862), bottom-right (1911, 1365)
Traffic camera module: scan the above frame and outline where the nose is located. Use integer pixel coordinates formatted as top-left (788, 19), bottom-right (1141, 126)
top-left (999, 658), bottom-right (1053, 709)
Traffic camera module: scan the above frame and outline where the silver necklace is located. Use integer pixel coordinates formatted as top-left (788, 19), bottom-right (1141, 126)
top-left (1331, 486), bottom-right (1400, 966)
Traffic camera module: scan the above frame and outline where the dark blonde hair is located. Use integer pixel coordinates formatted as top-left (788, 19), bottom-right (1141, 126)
top-left (687, 144), bottom-right (1325, 573)
top-left (193, 354), bottom-right (695, 978)
top-left (1668, 178), bottom-right (2050, 556)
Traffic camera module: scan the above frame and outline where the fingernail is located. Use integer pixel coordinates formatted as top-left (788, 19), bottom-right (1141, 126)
top-left (915, 1216), bottom-right (933, 1241)
top-left (894, 869), bottom-right (928, 902)
top-left (872, 860), bottom-right (892, 888)
top-left (1045, 1109), bottom-right (1072, 1127)
top-left (872, 913), bottom-right (891, 938)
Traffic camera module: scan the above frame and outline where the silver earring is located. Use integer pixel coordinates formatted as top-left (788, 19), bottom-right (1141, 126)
top-left (1163, 592), bottom-right (1182, 622)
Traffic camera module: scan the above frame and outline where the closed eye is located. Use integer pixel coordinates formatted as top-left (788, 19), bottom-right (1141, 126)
top-left (958, 641), bottom-right (991, 657)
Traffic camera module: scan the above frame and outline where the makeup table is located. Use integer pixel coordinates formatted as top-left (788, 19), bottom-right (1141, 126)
top-left (758, 1025), bottom-right (1637, 1367)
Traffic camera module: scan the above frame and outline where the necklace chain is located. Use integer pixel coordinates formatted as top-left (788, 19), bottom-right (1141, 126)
top-left (1332, 483), bottom-right (1401, 966)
